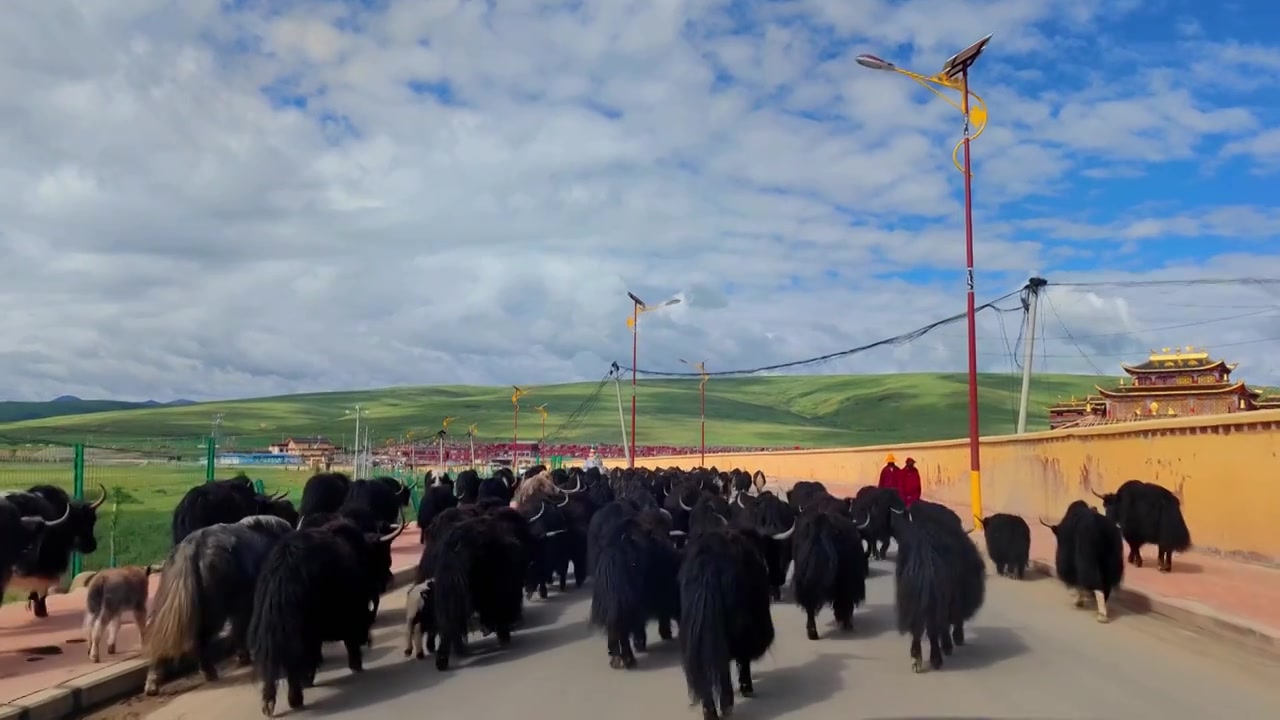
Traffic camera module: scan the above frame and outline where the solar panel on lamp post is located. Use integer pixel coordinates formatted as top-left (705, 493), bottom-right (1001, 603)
top-left (855, 34), bottom-right (992, 526)
top-left (626, 292), bottom-right (681, 468)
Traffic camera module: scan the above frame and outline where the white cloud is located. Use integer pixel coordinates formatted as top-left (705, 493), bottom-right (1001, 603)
top-left (0, 0), bottom-right (1278, 403)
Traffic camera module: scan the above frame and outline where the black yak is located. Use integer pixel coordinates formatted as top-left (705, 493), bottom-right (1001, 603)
top-left (453, 469), bottom-right (483, 503)
top-left (2, 484), bottom-right (106, 617)
top-left (248, 516), bottom-right (406, 716)
top-left (981, 513), bottom-right (1031, 579)
top-left (791, 509), bottom-right (868, 640)
top-left (521, 497), bottom-right (572, 598)
top-left (143, 515), bottom-right (293, 695)
top-left (785, 481), bottom-right (828, 512)
top-left (430, 514), bottom-right (527, 671)
top-left (417, 484), bottom-right (460, 544)
top-left (588, 501), bottom-right (680, 669)
top-left (298, 472), bottom-right (351, 516)
top-left (679, 526), bottom-right (775, 720)
top-left (850, 486), bottom-right (902, 560)
top-left (890, 504), bottom-right (985, 673)
top-left (0, 497), bottom-right (69, 605)
top-left (171, 475), bottom-right (293, 546)
top-left (344, 478), bottom-right (407, 530)
top-left (752, 492), bottom-right (797, 601)
top-left (1042, 500), bottom-right (1125, 623)
top-left (1093, 480), bottom-right (1192, 572)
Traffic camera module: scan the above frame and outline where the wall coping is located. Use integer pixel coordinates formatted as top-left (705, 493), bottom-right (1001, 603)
top-left (608, 408), bottom-right (1280, 462)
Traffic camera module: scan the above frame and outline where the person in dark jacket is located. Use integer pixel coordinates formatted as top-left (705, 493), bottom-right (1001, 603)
top-left (878, 453), bottom-right (900, 493)
top-left (898, 457), bottom-right (922, 508)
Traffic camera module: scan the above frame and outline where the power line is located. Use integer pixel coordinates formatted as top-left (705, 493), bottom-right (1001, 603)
top-left (1043, 293), bottom-right (1107, 376)
top-left (619, 286), bottom-right (1027, 378)
top-left (1050, 277), bottom-right (1280, 289)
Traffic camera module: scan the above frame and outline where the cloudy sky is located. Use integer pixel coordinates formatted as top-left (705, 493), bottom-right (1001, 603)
top-left (2, 0), bottom-right (1279, 402)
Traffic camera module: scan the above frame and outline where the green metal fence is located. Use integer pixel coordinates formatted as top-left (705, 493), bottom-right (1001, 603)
top-left (0, 439), bottom-right (545, 595)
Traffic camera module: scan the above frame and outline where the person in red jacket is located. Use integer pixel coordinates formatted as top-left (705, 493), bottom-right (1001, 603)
top-left (898, 457), bottom-right (922, 508)
top-left (878, 453), bottom-right (900, 493)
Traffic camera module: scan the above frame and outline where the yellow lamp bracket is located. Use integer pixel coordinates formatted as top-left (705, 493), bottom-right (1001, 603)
top-left (891, 67), bottom-right (989, 175)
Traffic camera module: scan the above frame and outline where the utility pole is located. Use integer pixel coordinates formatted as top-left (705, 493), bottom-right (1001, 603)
top-left (1017, 276), bottom-right (1048, 434)
top-left (612, 364), bottom-right (631, 466)
top-left (210, 413), bottom-right (224, 446)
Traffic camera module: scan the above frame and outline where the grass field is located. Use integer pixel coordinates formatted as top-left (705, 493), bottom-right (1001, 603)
top-left (0, 371), bottom-right (1104, 575)
top-left (0, 372), bottom-right (1105, 451)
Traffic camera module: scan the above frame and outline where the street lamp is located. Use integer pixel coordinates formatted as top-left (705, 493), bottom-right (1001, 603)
top-left (535, 404), bottom-right (549, 443)
top-left (856, 34), bottom-right (992, 526)
top-left (466, 423), bottom-right (479, 469)
top-left (679, 358), bottom-right (709, 467)
top-left (440, 416), bottom-right (457, 473)
top-left (344, 405), bottom-right (370, 476)
top-left (626, 291), bottom-right (682, 468)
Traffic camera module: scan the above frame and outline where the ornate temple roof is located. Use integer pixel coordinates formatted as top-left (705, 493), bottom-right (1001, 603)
top-left (1094, 381), bottom-right (1261, 399)
top-left (1121, 346), bottom-right (1233, 374)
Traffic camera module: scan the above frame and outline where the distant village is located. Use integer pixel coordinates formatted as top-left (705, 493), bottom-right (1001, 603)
top-left (1048, 347), bottom-right (1280, 430)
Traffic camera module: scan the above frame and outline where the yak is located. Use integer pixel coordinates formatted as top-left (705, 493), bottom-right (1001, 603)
top-left (785, 481), bottom-right (828, 513)
top-left (588, 501), bottom-right (681, 669)
top-left (0, 498), bottom-right (71, 606)
top-left (520, 497), bottom-right (572, 599)
top-left (3, 484), bottom-right (107, 617)
top-left (416, 484), bottom-right (460, 544)
top-left (850, 486), bottom-right (902, 560)
top-left (453, 469), bottom-right (483, 503)
top-left (981, 513), bottom-right (1032, 579)
top-left (791, 507), bottom-right (868, 640)
top-left (248, 516), bottom-right (406, 716)
top-left (143, 515), bottom-right (293, 695)
top-left (1042, 500), bottom-right (1125, 623)
top-left (751, 492), bottom-right (797, 601)
top-left (83, 565), bottom-right (153, 663)
top-left (679, 525), bottom-right (775, 720)
top-left (890, 504), bottom-right (985, 673)
top-left (1093, 480), bottom-right (1192, 573)
top-left (429, 513), bottom-right (527, 671)
top-left (171, 475), bottom-right (292, 546)
top-left (298, 472), bottom-right (352, 516)
top-left (344, 478), bottom-right (408, 530)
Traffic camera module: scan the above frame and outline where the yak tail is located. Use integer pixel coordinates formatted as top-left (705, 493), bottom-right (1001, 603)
top-left (1158, 503), bottom-right (1193, 553)
top-left (680, 569), bottom-right (732, 713)
top-left (247, 545), bottom-right (308, 682)
top-left (143, 541), bottom-right (204, 662)
top-left (433, 538), bottom-right (474, 653)
top-left (790, 514), bottom-right (840, 611)
top-left (589, 526), bottom-right (646, 634)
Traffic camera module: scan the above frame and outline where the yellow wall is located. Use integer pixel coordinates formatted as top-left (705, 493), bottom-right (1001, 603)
top-left (609, 410), bottom-right (1280, 565)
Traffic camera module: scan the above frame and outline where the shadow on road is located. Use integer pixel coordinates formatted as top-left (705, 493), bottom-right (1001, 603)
top-left (744, 651), bottom-right (853, 720)
top-left (937, 625), bottom-right (1030, 671)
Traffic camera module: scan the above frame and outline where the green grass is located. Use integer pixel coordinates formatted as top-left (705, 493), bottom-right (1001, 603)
top-left (0, 372), bottom-right (1105, 451)
top-left (0, 371), bottom-right (1105, 578)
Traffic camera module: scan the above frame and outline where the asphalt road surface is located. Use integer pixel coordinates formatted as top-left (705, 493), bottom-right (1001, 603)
top-left (87, 559), bottom-right (1280, 720)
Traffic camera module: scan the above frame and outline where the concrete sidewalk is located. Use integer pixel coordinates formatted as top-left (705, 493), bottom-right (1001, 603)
top-left (0, 530), bottom-right (423, 719)
top-left (811, 480), bottom-right (1280, 655)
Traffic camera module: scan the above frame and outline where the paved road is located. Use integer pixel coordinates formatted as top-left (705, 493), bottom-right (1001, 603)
top-left (88, 559), bottom-right (1280, 720)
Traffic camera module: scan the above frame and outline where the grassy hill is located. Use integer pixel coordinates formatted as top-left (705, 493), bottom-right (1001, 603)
top-left (0, 372), bottom-right (1104, 451)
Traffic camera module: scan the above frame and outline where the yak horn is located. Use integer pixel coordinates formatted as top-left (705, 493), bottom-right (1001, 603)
top-left (530, 501), bottom-right (546, 523)
top-left (554, 493), bottom-right (569, 508)
top-left (855, 513), bottom-right (871, 530)
top-left (771, 521), bottom-right (796, 540)
top-left (679, 497), bottom-right (692, 512)
top-left (734, 494), bottom-right (745, 508)
top-left (296, 514), bottom-right (307, 530)
top-left (890, 507), bottom-right (905, 515)
top-left (669, 529), bottom-right (687, 536)
top-left (380, 509), bottom-right (408, 543)
top-left (659, 508), bottom-right (672, 519)
top-left (570, 477), bottom-right (583, 493)
top-left (1038, 516), bottom-right (1054, 529)
top-left (270, 490), bottom-right (290, 501)
top-left (88, 484), bottom-right (108, 511)
top-left (1090, 489), bottom-right (1105, 499)
top-left (25, 503), bottom-right (71, 528)
top-left (715, 512), bottom-right (729, 525)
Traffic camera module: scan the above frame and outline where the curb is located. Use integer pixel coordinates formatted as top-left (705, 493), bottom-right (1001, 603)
top-left (0, 565), bottom-right (419, 720)
top-left (1022, 558), bottom-right (1280, 658)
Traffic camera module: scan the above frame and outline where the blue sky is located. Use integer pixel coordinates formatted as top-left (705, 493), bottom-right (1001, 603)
top-left (1, 0), bottom-right (1279, 401)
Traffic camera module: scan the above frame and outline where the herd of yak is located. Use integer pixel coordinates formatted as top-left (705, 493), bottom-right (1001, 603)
top-left (0, 465), bottom-right (1191, 720)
